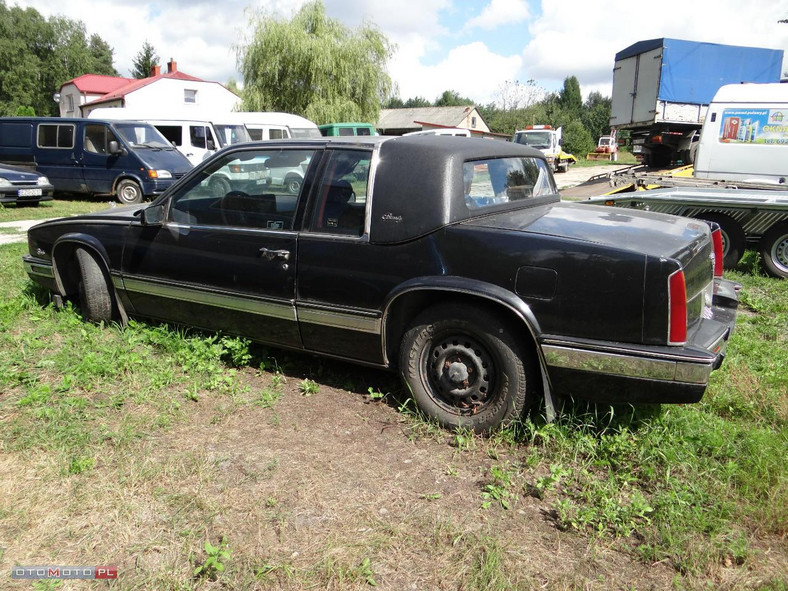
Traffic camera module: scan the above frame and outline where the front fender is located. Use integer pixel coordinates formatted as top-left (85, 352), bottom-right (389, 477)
top-left (51, 233), bottom-right (113, 296)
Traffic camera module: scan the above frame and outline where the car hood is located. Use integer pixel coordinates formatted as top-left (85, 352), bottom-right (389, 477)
top-left (465, 201), bottom-right (711, 262)
top-left (0, 164), bottom-right (42, 181)
top-left (30, 204), bottom-right (142, 232)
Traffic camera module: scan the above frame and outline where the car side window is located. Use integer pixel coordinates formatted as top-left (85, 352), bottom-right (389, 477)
top-left (308, 149), bottom-right (370, 237)
top-left (463, 157), bottom-right (557, 211)
top-left (168, 148), bottom-right (315, 231)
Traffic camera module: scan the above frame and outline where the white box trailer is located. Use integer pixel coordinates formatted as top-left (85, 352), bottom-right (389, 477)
top-left (610, 38), bottom-right (783, 167)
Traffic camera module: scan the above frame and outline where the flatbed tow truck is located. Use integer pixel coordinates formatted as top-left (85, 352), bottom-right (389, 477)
top-left (581, 165), bottom-right (788, 278)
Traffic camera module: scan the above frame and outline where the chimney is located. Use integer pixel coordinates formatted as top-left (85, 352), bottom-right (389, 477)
top-left (167, 58), bottom-right (177, 73)
top-left (150, 64), bottom-right (160, 77)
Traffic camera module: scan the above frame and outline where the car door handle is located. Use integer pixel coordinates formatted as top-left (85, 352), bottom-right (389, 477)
top-left (259, 248), bottom-right (290, 261)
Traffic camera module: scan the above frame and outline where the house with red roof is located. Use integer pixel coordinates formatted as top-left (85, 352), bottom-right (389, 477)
top-left (58, 59), bottom-right (240, 118)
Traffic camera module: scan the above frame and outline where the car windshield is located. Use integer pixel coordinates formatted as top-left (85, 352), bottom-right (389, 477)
top-left (513, 131), bottom-right (552, 149)
top-left (113, 123), bottom-right (173, 149)
top-left (463, 156), bottom-right (557, 211)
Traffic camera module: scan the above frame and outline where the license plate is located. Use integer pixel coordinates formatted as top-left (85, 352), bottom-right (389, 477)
top-left (18, 188), bottom-right (42, 197)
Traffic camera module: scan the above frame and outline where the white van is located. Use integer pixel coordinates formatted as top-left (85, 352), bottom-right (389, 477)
top-left (694, 83), bottom-right (788, 185)
top-left (403, 128), bottom-right (472, 137)
top-left (87, 108), bottom-right (220, 166)
top-left (233, 112), bottom-right (321, 140)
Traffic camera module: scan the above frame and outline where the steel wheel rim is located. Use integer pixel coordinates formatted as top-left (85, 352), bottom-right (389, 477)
top-left (771, 232), bottom-right (788, 273)
top-left (425, 333), bottom-right (495, 414)
top-left (119, 183), bottom-right (139, 203)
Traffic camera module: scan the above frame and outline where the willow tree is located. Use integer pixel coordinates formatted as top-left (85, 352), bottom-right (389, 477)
top-left (238, 1), bottom-right (394, 124)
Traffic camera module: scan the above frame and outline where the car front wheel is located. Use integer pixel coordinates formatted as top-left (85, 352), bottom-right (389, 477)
top-left (399, 303), bottom-right (532, 433)
top-left (76, 248), bottom-right (115, 323)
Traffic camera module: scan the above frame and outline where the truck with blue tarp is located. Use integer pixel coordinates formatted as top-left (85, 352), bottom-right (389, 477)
top-left (609, 38), bottom-right (784, 167)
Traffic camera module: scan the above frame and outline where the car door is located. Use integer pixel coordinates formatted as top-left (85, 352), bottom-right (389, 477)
top-left (295, 147), bottom-right (389, 364)
top-left (121, 146), bottom-right (319, 349)
top-left (81, 122), bottom-right (122, 194)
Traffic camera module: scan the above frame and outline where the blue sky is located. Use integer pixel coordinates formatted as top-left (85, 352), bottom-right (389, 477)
top-left (13, 0), bottom-right (788, 106)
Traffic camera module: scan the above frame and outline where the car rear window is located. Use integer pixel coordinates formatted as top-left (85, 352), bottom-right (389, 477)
top-left (463, 157), bottom-right (556, 211)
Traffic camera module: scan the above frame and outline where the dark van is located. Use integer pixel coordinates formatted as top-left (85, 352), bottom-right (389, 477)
top-left (0, 117), bottom-right (192, 204)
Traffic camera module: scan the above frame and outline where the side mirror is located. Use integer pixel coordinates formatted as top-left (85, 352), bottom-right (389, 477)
top-left (108, 140), bottom-right (124, 155)
top-left (207, 139), bottom-right (216, 151)
top-left (141, 203), bottom-right (166, 226)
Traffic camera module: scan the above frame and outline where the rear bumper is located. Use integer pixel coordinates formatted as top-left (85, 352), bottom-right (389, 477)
top-left (541, 279), bottom-right (739, 404)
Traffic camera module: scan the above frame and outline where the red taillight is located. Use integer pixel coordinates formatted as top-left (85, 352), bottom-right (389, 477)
top-left (668, 270), bottom-right (687, 345)
top-left (711, 228), bottom-right (724, 278)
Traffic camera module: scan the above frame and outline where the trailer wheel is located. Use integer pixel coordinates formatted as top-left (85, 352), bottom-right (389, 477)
top-left (697, 213), bottom-right (745, 269)
top-left (759, 223), bottom-right (788, 279)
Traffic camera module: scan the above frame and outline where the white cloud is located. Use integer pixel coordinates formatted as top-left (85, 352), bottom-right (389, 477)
top-left (390, 41), bottom-right (523, 104)
top-left (522, 0), bottom-right (788, 97)
top-left (466, 0), bottom-right (530, 31)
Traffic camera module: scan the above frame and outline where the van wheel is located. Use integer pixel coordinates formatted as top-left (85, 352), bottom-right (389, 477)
top-left (76, 248), bottom-right (115, 323)
top-left (116, 179), bottom-right (143, 204)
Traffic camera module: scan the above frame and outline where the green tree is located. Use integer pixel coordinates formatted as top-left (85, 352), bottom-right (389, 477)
top-left (131, 40), bottom-right (159, 79)
top-left (403, 96), bottom-right (432, 108)
top-left (581, 91), bottom-right (612, 142)
top-left (89, 34), bottom-right (118, 76)
top-left (561, 119), bottom-right (594, 157)
top-left (558, 76), bottom-right (582, 120)
top-left (0, 2), bottom-right (116, 116)
top-left (238, 0), bottom-right (394, 124)
top-left (434, 90), bottom-right (473, 107)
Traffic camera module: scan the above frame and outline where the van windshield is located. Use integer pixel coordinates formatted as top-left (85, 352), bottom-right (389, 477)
top-left (113, 123), bottom-right (173, 149)
top-left (290, 127), bottom-right (322, 139)
top-left (215, 124), bottom-right (252, 147)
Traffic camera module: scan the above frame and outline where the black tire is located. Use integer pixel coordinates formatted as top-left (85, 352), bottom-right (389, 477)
top-left (115, 179), bottom-right (143, 204)
top-left (76, 248), bottom-right (115, 323)
top-left (209, 176), bottom-right (231, 198)
top-left (759, 223), bottom-right (788, 279)
top-left (399, 303), bottom-right (534, 433)
top-left (284, 174), bottom-right (302, 195)
top-left (697, 213), bottom-right (745, 269)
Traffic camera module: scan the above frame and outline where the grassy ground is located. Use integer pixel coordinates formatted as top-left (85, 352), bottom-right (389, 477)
top-left (0, 196), bottom-right (112, 223)
top-left (573, 151), bottom-right (639, 168)
top-left (0, 241), bottom-right (785, 590)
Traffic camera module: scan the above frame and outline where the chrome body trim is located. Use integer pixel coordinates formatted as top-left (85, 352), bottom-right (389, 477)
top-left (23, 257), bottom-right (54, 279)
top-left (121, 276), bottom-right (296, 321)
top-left (298, 305), bottom-right (381, 334)
top-left (542, 344), bottom-right (713, 385)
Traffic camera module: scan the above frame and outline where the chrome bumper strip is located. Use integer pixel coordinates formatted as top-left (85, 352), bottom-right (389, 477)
top-left (542, 344), bottom-right (713, 385)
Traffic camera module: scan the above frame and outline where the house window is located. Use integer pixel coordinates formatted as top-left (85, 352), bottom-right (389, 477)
top-left (184, 89), bottom-right (197, 104)
top-left (471, 116), bottom-right (477, 128)
top-left (67, 95), bottom-right (74, 112)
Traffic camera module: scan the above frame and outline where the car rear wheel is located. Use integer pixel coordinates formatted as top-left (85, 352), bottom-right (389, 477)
top-left (76, 248), bottom-right (115, 323)
top-left (759, 223), bottom-right (788, 279)
top-left (399, 303), bottom-right (533, 433)
top-left (115, 179), bottom-right (143, 204)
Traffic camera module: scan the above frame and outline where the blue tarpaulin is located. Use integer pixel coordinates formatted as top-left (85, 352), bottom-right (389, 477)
top-left (616, 38), bottom-right (784, 104)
